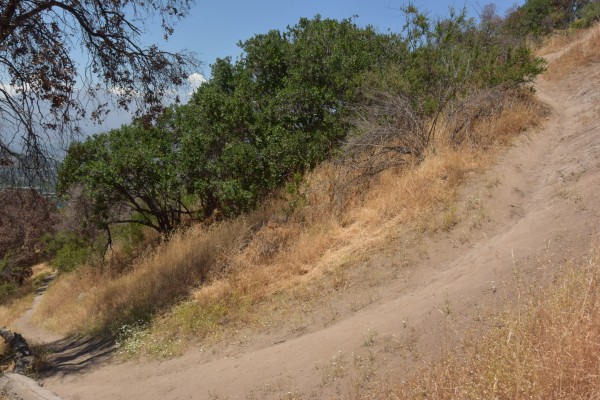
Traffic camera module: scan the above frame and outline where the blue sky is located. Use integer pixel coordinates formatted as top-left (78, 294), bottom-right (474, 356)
top-left (145, 1), bottom-right (524, 79)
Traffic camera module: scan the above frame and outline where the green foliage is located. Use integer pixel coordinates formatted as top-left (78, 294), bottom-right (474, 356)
top-left (112, 220), bottom-right (147, 258)
top-left (284, 173), bottom-right (308, 219)
top-left (0, 253), bottom-right (8, 274)
top-left (385, 6), bottom-right (544, 94)
top-left (572, 1), bottom-right (600, 28)
top-left (176, 16), bottom-right (403, 218)
top-left (353, 6), bottom-right (545, 155)
top-left (59, 121), bottom-right (191, 234)
top-left (52, 241), bottom-right (88, 272)
top-left (504, 0), bottom-right (597, 37)
top-left (0, 281), bottom-right (17, 303)
top-left (58, 10), bottom-right (548, 235)
top-left (44, 233), bottom-right (90, 272)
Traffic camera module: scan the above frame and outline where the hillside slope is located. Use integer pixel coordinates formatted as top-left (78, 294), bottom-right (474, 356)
top-left (38, 28), bottom-right (600, 399)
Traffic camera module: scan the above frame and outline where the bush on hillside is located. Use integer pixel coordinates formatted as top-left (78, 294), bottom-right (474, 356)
top-left (58, 8), bottom-right (546, 240)
top-left (504, 0), bottom-right (598, 38)
top-left (0, 189), bottom-right (56, 288)
top-left (344, 7), bottom-right (545, 168)
top-left (572, 1), bottom-right (600, 28)
top-left (176, 16), bottom-right (405, 218)
top-left (58, 121), bottom-right (193, 235)
top-left (43, 233), bottom-right (90, 273)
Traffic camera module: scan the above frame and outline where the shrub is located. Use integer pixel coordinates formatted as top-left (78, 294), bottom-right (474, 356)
top-left (345, 7), bottom-right (545, 163)
top-left (0, 281), bottom-right (18, 303)
top-left (44, 233), bottom-right (90, 272)
top-left (0, 189), bottom-right (57, 284)
top-left (572, 1), bottom-right (600, 28)
top-left (504, 0), bottom-right (597, 38)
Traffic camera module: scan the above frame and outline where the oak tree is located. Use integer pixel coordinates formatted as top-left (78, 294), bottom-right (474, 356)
top-left (0, 0), bottom-right (197, 179)
top-left (58, 120), bottom-right (191, 235)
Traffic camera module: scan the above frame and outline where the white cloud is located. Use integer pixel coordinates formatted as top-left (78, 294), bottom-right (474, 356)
top-left (0, 82), bottom-right (27, 96)
top-left (187, 72), bottom-right (207, 94)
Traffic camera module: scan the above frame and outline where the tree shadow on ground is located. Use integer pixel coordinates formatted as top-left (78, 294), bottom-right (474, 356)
top-left (39, 336), bottom-right (115, 378)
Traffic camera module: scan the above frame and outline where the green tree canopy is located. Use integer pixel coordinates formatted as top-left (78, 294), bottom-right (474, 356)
top-left (0, 0), bottom-right (198, 181)
top-left (176, 16), bottom-right (404, 218)
top-left (58, 11), bottom-right (546, 237)
top-left (58, 121), bottom-right (189, 234)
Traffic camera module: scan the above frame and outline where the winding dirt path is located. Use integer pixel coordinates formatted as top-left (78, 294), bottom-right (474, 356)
top-left (13, 273), bottom-right (62, 344)
top-left (31, 31), bottom-right (600, 399)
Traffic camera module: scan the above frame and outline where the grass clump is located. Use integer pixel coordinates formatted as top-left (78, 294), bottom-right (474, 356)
top-left (544, 23), bottom-right (600, 79)
top-left (389, 249), bottom-right (600, 399)
top-left (0, 293), bottom-right (34, 329)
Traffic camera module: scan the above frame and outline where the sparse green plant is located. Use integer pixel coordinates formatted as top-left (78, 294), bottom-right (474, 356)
top-left (28, 343), bottom-right (51, 376)
top-left (362, 329), bottom-right (378, 347)
top-left (115, 320), bottom-right (152, 359)
top-left (0, 282), bottom-right (17, 304)
top-left (439, 204), bottom-right (459, 231)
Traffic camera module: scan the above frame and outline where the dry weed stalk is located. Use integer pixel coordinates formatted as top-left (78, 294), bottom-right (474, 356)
top-left (389, 249), bottom-right (600, 400)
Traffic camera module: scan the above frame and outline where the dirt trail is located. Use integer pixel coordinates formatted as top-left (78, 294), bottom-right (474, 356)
top-left (13, 274), bottom-right (62, 344)
top-left (9, 271), bottom-right (114, 389)
top-left (36, 34), bottom-right (600, 399)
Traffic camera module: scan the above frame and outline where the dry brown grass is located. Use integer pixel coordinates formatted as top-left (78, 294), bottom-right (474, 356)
top-left (0, 293), bottom-right (33, 330)
top-left (383, 248), bottom-right (600, 400)
top-left (544, 23), bottom-right (600, 79)
top-left (33, 220), bottom-right (255, 334)
top-left (34, 87), bottom-right (545, 356)
top-left (29, 263), bottom-right (53, 281)
top-left (536, 27), bottom-right (587, 56)
top-left (0, 264), bottom-right (51, 330)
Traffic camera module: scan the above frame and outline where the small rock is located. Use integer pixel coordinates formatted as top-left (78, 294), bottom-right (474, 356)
top-left (76, 292), bottom-right (88, 303)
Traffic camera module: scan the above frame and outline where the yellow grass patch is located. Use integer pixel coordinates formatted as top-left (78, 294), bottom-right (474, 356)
top-left (29, 263), bottom-right (53, 281)
top-left (387, 248), bottom-right (600, 400)
top-left (545, 24), bottom-right (600, 79)
top-left (536, 27), bottom-right (588, 57)
top-left (0, 293), bottom-right (34, 330)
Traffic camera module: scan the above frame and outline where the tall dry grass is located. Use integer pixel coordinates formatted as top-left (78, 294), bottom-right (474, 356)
top-left (0, 263), bottom-right (52, 330)
top-left (33, 220), bottom-right (255, 334)
top-left (386, 248), bottom-right (600, 400)
top-left (0, 293), bottom-right (33, 330)
top-left (544, 23), bottom-right (600, 79)
top-left (33, 87), bottom-right (545, 356)
top-left (536, 27), bottom-right (588, 57)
